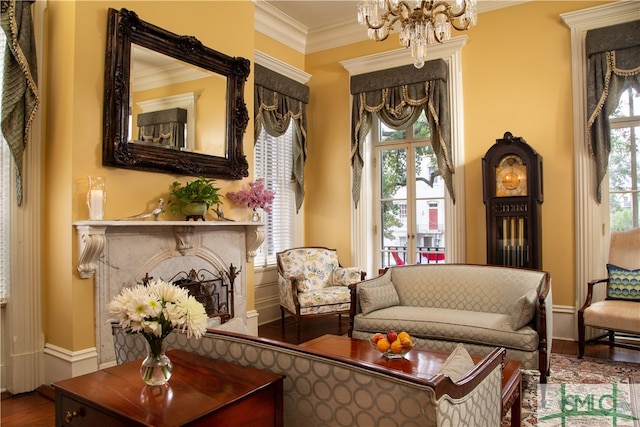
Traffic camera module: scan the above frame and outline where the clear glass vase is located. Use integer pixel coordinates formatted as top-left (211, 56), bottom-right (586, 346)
top-left (87, 176), bottom-right (106, 220)
top-left (140, 337), bottom-right (172, 386)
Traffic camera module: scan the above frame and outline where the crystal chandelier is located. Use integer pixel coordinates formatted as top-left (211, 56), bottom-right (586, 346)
top-left (357, 0), bottom-right (477, 68)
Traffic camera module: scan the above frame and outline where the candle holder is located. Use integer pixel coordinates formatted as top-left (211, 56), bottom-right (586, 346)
top-left (87, 176), bottom-right (106, 220)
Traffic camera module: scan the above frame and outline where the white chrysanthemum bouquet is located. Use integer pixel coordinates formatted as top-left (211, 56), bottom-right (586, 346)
top-left (108, 279), bottom-right (208, 341)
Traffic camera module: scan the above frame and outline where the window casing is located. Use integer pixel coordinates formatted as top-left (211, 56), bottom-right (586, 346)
top-left (253, 125), bottom-right (296, 267)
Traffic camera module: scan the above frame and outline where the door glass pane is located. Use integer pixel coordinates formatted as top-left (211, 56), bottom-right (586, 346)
top-left (380, 148), bottom-right (407, 267)
top-left (414, 146), bottom-right (445, 264)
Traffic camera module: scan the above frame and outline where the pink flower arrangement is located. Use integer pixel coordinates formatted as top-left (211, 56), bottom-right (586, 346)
top-left (226, 179), bottom-right (275, 213)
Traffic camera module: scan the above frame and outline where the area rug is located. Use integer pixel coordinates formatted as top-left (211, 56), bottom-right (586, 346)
top-left (502, 354), bottom-right (639, 426)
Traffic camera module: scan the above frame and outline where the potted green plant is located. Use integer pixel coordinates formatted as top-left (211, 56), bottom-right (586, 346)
top-left (168, 177), bottom-right (221, 219)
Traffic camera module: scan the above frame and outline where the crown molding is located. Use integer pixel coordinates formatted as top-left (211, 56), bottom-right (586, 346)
top-left (255, 50), bottom-right (311, 84)
top-left (306, 15), bottom-right (367, 54)
top-left (255, 1), bottom-right (308, 54)
top-left (560, 0), bottom-right (639, 29)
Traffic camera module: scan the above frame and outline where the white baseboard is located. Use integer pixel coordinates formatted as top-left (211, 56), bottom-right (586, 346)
top-left (255, 296), bottom-right (281, 325)
top-left (552, 305), bottom-right (576, 342)
top-left (246, 309), bottom-right (259, 335)
top-left (44, 343), bottom-right (98, 384)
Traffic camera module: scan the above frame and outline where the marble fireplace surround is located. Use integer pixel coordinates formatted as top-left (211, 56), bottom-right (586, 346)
top-left (73, 220), bottom-right (264, 368)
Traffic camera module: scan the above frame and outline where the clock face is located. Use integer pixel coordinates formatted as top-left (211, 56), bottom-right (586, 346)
top-left (496, 155), bottom-right (527, 197)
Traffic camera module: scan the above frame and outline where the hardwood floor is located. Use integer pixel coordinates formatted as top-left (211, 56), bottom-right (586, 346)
top-left (2, 316), bottom-right (638, 427)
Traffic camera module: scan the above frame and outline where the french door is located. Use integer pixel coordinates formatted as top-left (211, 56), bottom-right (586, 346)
top-left (374, 117), bottom-right (446, 268)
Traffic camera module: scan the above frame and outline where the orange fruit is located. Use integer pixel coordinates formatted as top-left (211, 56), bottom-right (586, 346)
top-left (390, 339), bottom-right (403, 354)
top-left (401, 337), bottom-right (412, 349)
top-left (377, 338), bottom-right (390, 352)
top-left (398, 331), bottom-right (410, 341)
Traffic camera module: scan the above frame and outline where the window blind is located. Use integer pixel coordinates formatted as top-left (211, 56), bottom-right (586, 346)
top-left (254, 126), bottom-right (295, 267)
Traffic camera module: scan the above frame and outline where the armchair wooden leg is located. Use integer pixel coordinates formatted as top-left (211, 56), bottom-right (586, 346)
top-left (280, 307), bottom-right (286, 339)
top-left (338, 314), bottom-right (342, 336)
top-left (608, 330), bottom-right (615, 345)
top-left (296, 318), bottom-right (301, 344)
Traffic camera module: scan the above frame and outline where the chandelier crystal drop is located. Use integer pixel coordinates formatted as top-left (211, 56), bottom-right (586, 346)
top-left (357, 0), bottom-right (477, 68)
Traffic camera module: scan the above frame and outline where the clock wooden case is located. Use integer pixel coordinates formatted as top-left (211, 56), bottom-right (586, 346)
top-left (483, 132), bottom-right (543, 269)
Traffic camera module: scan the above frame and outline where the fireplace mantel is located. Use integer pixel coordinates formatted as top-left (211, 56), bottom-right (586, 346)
top-left (73, 220), bottom-right (265, 279)
top-left (74, 219), bottom-right (264, 368)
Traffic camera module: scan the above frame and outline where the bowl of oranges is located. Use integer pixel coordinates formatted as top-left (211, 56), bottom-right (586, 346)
top-left (369, 330), bottom-right (415, 359)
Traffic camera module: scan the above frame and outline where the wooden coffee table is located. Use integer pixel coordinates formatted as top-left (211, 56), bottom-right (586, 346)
top-left (299, 335), bottom-right (521, 427)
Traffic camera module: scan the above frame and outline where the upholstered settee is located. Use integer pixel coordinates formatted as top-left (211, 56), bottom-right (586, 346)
top-left (349, 264), bottom-right (553, 382)
top-left (113, 325), bottom-right (506, 426)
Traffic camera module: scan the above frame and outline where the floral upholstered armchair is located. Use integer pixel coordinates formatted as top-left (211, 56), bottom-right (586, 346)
top-left (277, 247), bottom-right (366, 342)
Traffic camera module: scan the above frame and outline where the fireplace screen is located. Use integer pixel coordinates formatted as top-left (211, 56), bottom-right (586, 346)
top-left (142, 266), bottom-right (239, 323)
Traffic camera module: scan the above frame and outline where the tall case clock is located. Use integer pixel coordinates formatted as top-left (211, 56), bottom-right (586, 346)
top-left (483, 132), bottom-right (543, 269)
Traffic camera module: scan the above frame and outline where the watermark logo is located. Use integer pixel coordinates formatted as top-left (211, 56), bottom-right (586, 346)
top-left (537, 383), bottom-right (639, 426)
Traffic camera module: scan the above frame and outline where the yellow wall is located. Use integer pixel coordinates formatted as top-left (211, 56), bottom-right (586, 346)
top-left (44, 1), bottom-right (255, 351)
top-left (303, 1), bottom-right (610, 307)
top-left (43, 0), bottom-right (612, 353)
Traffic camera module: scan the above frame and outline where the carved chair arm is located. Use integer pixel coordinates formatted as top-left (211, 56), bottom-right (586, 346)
top-left (579, 277), bottom-right (608, 312)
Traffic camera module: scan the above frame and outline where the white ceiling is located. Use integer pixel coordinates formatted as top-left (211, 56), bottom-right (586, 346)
top-left (258, 1), bottom-right (529, 54)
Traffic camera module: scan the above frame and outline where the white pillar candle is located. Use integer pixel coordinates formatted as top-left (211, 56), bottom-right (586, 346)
top-left (89, 189), bottom-right (104, 220)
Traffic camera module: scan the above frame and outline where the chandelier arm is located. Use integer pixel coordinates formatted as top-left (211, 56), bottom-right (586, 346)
top-left (366, 14), bottom-right (402, 42)
top-left (450, 19), bottom-right (472, 31)
top-left (365, 11), bottom-right (396, 30)
top-left (430, 0), bottom-right (467, 18)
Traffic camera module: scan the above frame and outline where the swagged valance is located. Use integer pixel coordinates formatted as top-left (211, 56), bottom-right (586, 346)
top-left (586, 20), bottom-right (640, 203)
top-left (350, 59), bottom-right (453, 207)
top-left (1, 0), bottom-right (39, 206)
top-left (254, 64), bottom-right (309, 212)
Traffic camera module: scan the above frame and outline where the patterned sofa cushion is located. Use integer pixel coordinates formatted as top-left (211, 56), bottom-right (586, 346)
top-left (438, 343), bottom-right (475, 381)
top-left (359, 275), bottom-right (400, 316)
top-left (510, 289), bottom-right (538, 330)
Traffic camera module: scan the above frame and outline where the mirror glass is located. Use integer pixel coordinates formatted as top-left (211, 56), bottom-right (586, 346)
top-left (103, 8), bottom-right (250, 179)
top-left (130, 45), bottom-right (227, 157)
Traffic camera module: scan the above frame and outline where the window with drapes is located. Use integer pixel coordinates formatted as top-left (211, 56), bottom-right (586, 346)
top-left (350, 59), bottom-right (454, 207)
top-left (253, 64), bottom-right (309, 267)
top-left (586, 20), bottom-right (640, 203)
top-left (254, 63), bottom-right (309, 213)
